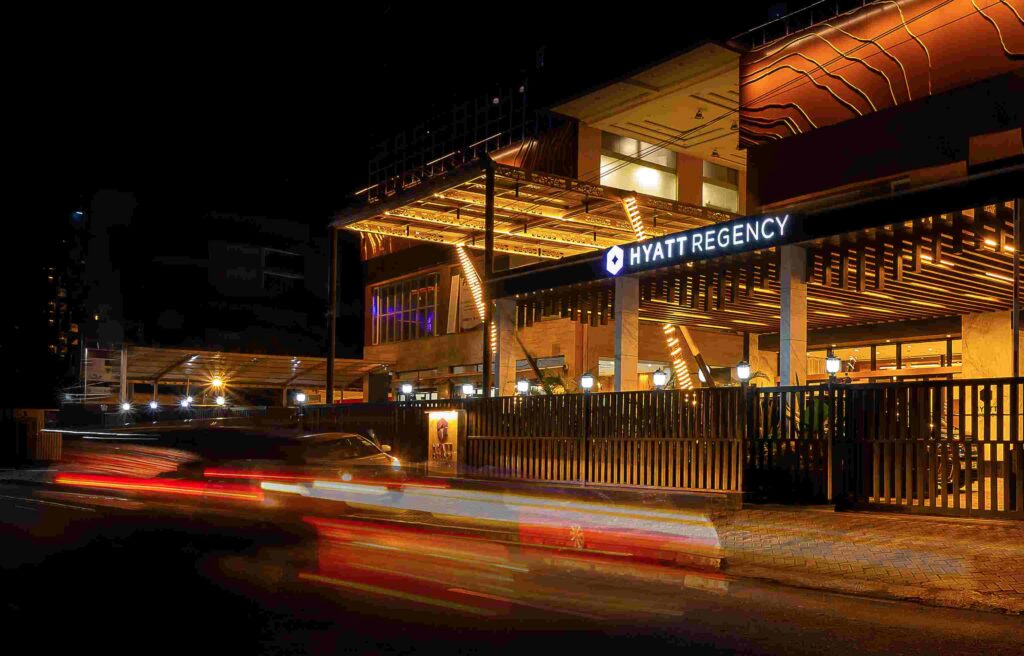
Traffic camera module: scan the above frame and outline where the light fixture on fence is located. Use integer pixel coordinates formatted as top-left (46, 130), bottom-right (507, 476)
top-left (400, 382), bottom-right (413, 396)
top-left (149, 400), bottom-right (159, 410)
top-left (215, 395), bottom-right (226, 406)
top-left (580, 372), bottom-right (595, 392)
top-left (120, 402), bottom-right (131, 412)
top-left (295, 392), bottom-right (307, 404)
top-left (516, 378), bottom-right (530, 395)
top-left (461, 383), bottom-right (475, 397)
top-left (180, 397), bottom-right (192, 408)
top-left (210, 377), bottom-right (224, 389)
top-left (736, 361), bottom-right (751, 383)
top-left (825, 353), bottom-right (842, 376)
top-left (652, 368), bottom-right (668, 389)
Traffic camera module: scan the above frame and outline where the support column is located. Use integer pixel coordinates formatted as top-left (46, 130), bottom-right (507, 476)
top-left (494, 297), bottom-right (517, 396)
top-left (482, 161), bottom-right (495, 394)
top-left (326, 226), bottom-right (338, 405)
top-left (119, 347), bottom-right (128, 403)
top-left (1013, 198), bottom-right (1020, 379)
top-left (779, 245), bottom-right (808, 386)
top-left (614, 276), bottom-right (640, 392)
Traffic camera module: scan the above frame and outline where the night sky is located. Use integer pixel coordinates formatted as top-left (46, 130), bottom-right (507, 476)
top-left (8, 2), bottom-right (789, 403)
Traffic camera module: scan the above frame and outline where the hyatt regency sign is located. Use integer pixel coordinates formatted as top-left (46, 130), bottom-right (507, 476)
top-left (605, 213), bottom-right (802, 276)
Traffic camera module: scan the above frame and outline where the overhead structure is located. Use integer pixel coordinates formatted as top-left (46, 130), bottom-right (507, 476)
top-left (334, 164), bottom-right (735, 260)
top-left (118, 346), bottom-right (390, 392)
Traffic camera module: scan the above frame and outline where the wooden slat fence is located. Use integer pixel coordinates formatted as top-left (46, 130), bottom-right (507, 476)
top-left (836, 378), bottom-right (1023, 518)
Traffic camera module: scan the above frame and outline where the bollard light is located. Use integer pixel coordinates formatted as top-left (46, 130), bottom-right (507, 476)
top-left (295, 392), bottom-right (307, 404)
top-left (461, 383), bottom-right (475, 396)
top-left (120, 402), bottom-right (131, 412)
top-left (516, 378), bottom-right (530, 395)
top-left (652, 368), bottom-right (668, 389)
top-left (149, 400), bottom-right (159, 410)
top-left (400, 382), bottom-right (413, 396)
top-left (737, 361), bottom-right (751, 382)
top-left (580, 372), bottom-right (595, 392)
top-left (215, 395), bottom-right (226, 406)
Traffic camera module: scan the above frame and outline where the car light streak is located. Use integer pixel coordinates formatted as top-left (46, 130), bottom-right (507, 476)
top-left (55, 473), bottom-right (264, 502)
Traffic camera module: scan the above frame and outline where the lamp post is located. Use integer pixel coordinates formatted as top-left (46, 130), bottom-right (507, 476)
top-left (516, 378), bottom-right (530, 396)
top-left (825, 352), bottom-right (841, 386)
top-left (400, 382), bottom-right (413, 402)
top-left (580, 372), bottom-right (595, 486)
top-left (736, 360), bottom-right (751, 386)
top-left (652, 368), bottom-right (668, 390)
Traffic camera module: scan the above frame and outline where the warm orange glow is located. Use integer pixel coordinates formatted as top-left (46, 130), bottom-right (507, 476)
top-left (621, 196), bottom-right (647, 242)
top-left (455, 245), bottom-right (496, 354)
top-left (55, 473), bottom-right (263, 501)
top-left (661, 324), bottom-right (694, 390)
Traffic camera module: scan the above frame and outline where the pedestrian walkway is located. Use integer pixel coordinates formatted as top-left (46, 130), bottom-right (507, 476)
top-left (715, 506), bottom-right (1024, 614)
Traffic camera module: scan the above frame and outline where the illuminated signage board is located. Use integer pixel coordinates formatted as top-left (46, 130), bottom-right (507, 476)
top-left (604, 213), bottom-right (801, 276)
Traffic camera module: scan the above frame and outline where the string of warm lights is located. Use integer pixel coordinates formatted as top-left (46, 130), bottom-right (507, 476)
top-left (455, 245), bottom-right (497, 354)
top-left (661, 323), bottom-right (694, 390)
top-left (621, 196), bottom-right (647, 242)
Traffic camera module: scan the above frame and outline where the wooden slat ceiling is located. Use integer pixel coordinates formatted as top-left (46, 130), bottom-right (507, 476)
top-left (512, 201), bottom-right (1019, 335)
top-left (346, 164), bottom-right (736, 260)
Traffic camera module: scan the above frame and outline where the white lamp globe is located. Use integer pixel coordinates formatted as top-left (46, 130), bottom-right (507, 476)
top-left (516, 379), bottom-right (530, 394)
top-left (737, 361), bottom-right (751, 382)
top-left (580, 373), bottom-right (595, 391)
top-left (652, 368), bottom-right (668, 389)
top-left (461, 383), bottom-right (475, 396)
top-left (826, 354), bottom-right (842, 375)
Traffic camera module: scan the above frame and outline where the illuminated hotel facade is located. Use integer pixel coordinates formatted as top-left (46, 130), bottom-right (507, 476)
top-left (330, 0), bottom-right (1022, 401)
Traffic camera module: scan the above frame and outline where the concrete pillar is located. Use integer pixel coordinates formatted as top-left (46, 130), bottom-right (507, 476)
top-left (494, 297), bottom-right (518, 396)
top-left (779, 245), bottom-right (808, 386)
top-left (614, 276), bottom-right (640, 392)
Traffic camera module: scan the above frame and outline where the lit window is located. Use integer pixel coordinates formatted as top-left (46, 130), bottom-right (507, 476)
top-left (371, 272), bottom-right (440, 345)
top-left (600, 132), bottom-right (677, 200)
top-left (702, 161), bottom-right (739, 213)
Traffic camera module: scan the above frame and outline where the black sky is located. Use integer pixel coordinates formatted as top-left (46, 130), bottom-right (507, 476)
top-left (17, 2), bottom-right (789, 220)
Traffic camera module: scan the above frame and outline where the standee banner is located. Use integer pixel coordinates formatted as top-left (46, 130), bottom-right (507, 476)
top-left (426, 410), bottom-right (461, 476)
top-left (604, 213), bottom-right (804, 277)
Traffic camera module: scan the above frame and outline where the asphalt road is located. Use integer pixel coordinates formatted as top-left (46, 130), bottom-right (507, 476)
top-left (1, 480), bottom-right (1021, 655)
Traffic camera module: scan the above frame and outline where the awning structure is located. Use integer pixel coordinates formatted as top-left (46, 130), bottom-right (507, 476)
top-left (123, 346), bottom-right (390, 391)
top-left (334, 163), bottom-right (737, 261)
top-left (502, 171), bottom-right (1022, 335)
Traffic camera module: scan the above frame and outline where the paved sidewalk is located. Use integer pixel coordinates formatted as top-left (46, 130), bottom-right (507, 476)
top-left (714, 506), bottom-right (1024, 614)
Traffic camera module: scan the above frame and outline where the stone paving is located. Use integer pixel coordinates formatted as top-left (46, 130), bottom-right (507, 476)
top-left (714, 506), bottom-right (1024, 613)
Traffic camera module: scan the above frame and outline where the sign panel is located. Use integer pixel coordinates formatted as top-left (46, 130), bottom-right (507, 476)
top-left (427, 410), bottom-right (460, 476)
top-left (605, 213), bottom-right (802, 276)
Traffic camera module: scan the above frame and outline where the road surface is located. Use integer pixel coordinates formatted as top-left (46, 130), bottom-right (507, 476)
top-left (1, 480), bottom-right (1021, 655)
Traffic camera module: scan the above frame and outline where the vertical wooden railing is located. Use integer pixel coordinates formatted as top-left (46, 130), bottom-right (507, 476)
top-left (836, 378), bottom-right (1023, 518)
top-left (746, 385), bottom-right (835, 503)
top-left (299, 377), bottom-right (1022, 517)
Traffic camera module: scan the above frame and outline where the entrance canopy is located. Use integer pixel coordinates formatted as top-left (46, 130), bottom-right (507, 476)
top-left (333, 163), bottom-right (736, 261)
top-left (494, 166), bottom-right (1022, 335)
top-left (123, 346), bottom-right (390, 391)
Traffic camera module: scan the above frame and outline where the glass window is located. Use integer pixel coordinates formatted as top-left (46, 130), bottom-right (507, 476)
top-left (371, 272), bottom-right (439, 345)
top-left (702, 161), bottom-right (739, 213)
top-left (600, 155), bottom-right (678, 200)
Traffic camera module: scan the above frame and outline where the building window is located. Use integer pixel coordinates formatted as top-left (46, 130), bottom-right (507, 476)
top-left (702, 161), bottom-right (739, 213)
top-left (600, 132), bottom-right (678, 200)
top-left (262, 247), bottom-right (305, 295)
top-left (372, 272), bottom-right (440, 344)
